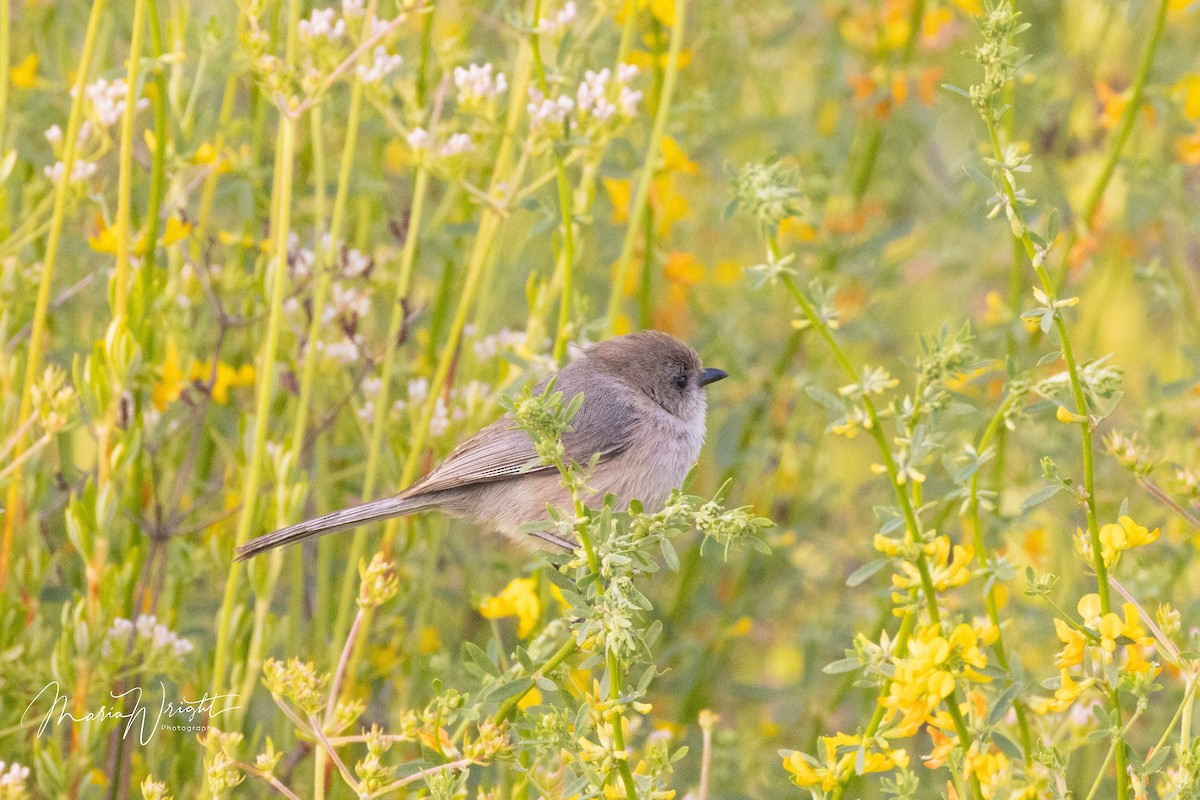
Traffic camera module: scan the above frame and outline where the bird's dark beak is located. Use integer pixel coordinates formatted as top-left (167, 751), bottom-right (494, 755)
top-left (699, 367), bottom-right (729, 387)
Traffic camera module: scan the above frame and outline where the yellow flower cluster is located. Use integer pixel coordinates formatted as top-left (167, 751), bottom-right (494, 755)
top-left (1033, 594), bottom-right (1156, 714)
top-left (1097, 515), bottom-right (1160, 568)
top-left (881, 535), bottom-right (974, 593)
top-left (783, 732), bottom-right (908, 791)
top-left (881, 622), bottom-right (994, 736)
top-left (478, 577), bottom-right (541, 638)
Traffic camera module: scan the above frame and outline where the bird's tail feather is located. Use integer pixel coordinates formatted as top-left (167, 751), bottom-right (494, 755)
top-left (234, 495), bottom-right (433, 561)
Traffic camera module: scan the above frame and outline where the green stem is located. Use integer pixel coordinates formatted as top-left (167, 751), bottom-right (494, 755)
top-left (1054, 0), bottom-right (1169, 293)
top-left (603, 0), bottom-right (688, 334)
top-left (982, 104), bottom-right (1129, 800)
top-left (777, 242), bottom-right (977, 798)
top-left (528, 0), bottom-right (577, 363)
top-left (965, 396), bottom-right (1034, 763)
top-left (1, 0), bottom-right (108, 594)
top-left (113, 0), bottom-right (148, 320)
top-left (210, 0), bottom-right (301, 712)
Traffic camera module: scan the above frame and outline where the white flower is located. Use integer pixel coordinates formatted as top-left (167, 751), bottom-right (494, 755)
top-left (342, 0), bottom-right (364, 17)
top-left (439, 132), bottom-right (473, 156)
top-left (407, 377), bottom-right (429, 404)
top-left (577, 69), bottom-right (617, 121)
top-left (0, 760), bottom-right (31, 792)
top-left (429, 396), bottom-right (450, 436)
top-left (538, 1), bottom-right (577, 34)
top-left (104, 615), bottom-right (193, 660)
top-left (618, 63), bottom-right (639, 84)
top-left (44, 125), bottom-right (62, 144)
top-left (344, 247), bottom-right (371, 276)
top-left (44, 159), bottom-right (98, 183)
top-left (76, 77), bottom-right (148, 127)
top-left (617, 86), bottom-right (643, 118)
top-left (357, 45), bottom-right (402, 84)
top-left (454, 62), bottom-right (508, 105)
top-left (299, 7), bottom-right (347, 41)
top-left (317, 337), bottom-right (361, 364)
top-left (527, 88), bottom-right (574, 130)
top-left (363, 376), bottom-right (382, 396)
top-left (406, 127), bottom-right (430, 151)
top-left (330, 283), bottom-right (370, 320)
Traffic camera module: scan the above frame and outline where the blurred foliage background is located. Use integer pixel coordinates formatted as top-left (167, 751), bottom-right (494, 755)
top-left (2, 0), bottom-right (1200, 797)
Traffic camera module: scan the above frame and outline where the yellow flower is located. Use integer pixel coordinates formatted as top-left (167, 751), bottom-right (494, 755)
top-left (603, 178), bottom-right (631, 224)
top-left (1030, 669), bottom-right (1092, 714)
top-left (663, 251), bottom-right (703, 284)
top-left (10, 53), bottom-right (38, 89)
top-left (1077, 594), bottom-right (1154, 662)
top-left (192, 141), bottom-right (220, 165)
top-left (1176, 74), bottom-right (1200, 120)
top-left (783, 733), bottom-right (906, 791)
top-left (1096, 81), bottom-right (1128, 129)
top-left (160, 216), bottom-right (192, 247)
top-left (478, 577), bottom-right (541, 638)
top-left (893, 536), bottom-right (973, 591)
top-left (726, 616), bottom-right (752, 638)
top-left (1177, 127), bottom-right (1200, 166)
top-left (965, 749), bottom-right (1012, 799)
top-left (1053, 618), bottom-right (1086, 668)
top-left (418, 626), bottom-right (441, 654)
top-left (152, 337), bottom-right (186, 411)
top-left (616, 0), bottom-right (678, 27)
top-left (659, 136), bottom-right (698, 175)
top-left (517, 687), bottom-right (542, 710)
top-left (1098, 515), bottom-right (1160, 568)
top-left (88, 225), bottom-right (120, 254)
top-left (189, 359), bottom-right (256, 405)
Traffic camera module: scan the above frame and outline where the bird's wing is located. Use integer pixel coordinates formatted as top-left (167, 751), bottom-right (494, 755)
top-left (402, 374), bottom-right (638, 497)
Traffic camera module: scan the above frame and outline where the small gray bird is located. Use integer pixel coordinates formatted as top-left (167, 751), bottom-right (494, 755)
top-left (235, 330), bottom-right (727, 560)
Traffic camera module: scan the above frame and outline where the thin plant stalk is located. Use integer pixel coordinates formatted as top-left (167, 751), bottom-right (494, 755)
top-left (210, 0), bottom-right (302, 711)
top-left (982, 107), bottom-right (1131, 800)
top-left (602, 0), bottom-right (688, 335)
top-left (1, 0), bottom-right (108, 594)
top-left (1053, 0), bottom-right (1169, 293)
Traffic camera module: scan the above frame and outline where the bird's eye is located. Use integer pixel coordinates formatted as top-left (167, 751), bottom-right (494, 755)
top-left (673, 373), bottom-right (689, 390)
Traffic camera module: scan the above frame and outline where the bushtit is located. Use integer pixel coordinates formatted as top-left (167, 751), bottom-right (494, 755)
top-left (235, 330), bottom-right (727, 560)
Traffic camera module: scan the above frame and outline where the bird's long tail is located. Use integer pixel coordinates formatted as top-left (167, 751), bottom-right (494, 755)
top-left (234, 495), bottom-right (434, 561)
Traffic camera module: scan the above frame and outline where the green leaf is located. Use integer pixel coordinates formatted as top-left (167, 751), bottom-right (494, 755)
top-left (805, 384), bottom-right (845, 412)
top-left (1020, 484), bottom-right (1061, 512)
top-left (988, 681), bottom-right (1023, 727)
top-left (992, 733), bottom-right (1024, 761)
top-left (823, 658), bottom-right (862, 675)
top-left (846, 559), bottom-right (888, 588)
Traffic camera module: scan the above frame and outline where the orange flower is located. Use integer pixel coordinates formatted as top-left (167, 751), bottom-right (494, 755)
top-left (1096, 81), bottom-right (1128, 129)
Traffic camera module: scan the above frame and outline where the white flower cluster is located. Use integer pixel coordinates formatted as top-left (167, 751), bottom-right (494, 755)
top-left (615, 63), bottom-right (642, 117)
top-left (537, 1), bottom-right (577, 35)
top-left (0, 761), bottom-right (30, 796)
top-left (473, 327), bottom-right (527, 359)
top-left (342, 0), bottom-right (364, 17)
top-left (454, 62), bottom-right (508, 105)
top-left (529, 63), bottom-right (641, 132)
top-left (79, 77), bottom-right (149, 127)
top-left (404, 127), bottom-right (473, 159)
top-left (439, 132), bottom-right (474, 157)
top-left (43, 159), bottom-right (97, 183)
top-left (102, 614), bottom-right (194, 659)
top-left (527, 88), bottom-right (575, 129)
top-left (358, 46), bottom-right (402, 84)
top-left (326, 283), bottom-right (371, 324)
top-left (406, 127), bottom-right (431, 151)
top-left (381, 376), bottom-right (490, 433)
top-left (299, 7), bottom-right (347, 41)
